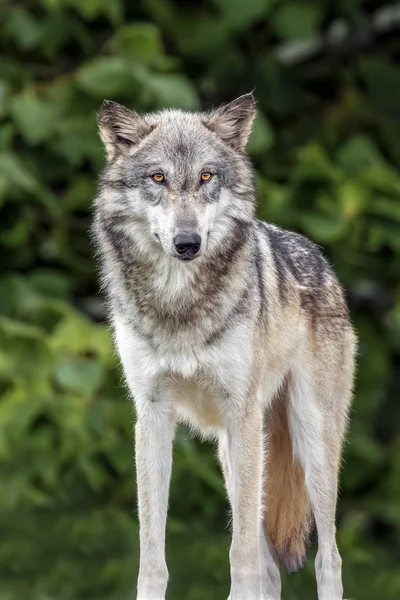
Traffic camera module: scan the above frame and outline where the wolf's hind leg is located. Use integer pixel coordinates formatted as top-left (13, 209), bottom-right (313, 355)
top-left (288, 357), bottom-right (352, 600)
top-left (219, 431), bottom-right (281, 600)
top-left (260, 530), bottom-right (281, 600)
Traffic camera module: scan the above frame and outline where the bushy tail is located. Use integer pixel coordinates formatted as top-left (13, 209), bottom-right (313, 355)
top-left (263, 388), bottom-right (313, 573)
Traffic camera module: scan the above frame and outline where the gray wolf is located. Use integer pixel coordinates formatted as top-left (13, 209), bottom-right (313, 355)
top-left (93, 94), bottom-right (356, 600)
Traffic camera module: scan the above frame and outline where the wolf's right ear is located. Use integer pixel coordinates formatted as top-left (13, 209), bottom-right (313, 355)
top-left (98, 100), bottom-right (154, 160)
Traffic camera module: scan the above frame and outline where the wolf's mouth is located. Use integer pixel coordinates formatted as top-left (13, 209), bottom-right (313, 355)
top-left (176, 254), bottom-right (199, 261)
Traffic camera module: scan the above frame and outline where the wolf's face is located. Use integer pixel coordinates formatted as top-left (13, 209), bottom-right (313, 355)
top-left (98, 95), bottom-right (256, 261)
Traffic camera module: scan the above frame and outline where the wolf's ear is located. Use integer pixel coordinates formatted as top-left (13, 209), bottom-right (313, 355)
top-left (204, 93), bottom-right (256, 152)
top-left (98, 100), bottom-right (154, 160)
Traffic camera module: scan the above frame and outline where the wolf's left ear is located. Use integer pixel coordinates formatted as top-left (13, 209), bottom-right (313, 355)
top-left (98, 100), bottom-right (154, 160)
top-left (204, 93), bottom-right (256, 152)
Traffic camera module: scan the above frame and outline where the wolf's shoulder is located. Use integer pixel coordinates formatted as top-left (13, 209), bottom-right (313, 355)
top-left (255, 220), bottom-right (334, 288)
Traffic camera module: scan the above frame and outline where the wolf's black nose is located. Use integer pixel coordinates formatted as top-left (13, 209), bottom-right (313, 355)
top-left (174, 233), bottom-right (201, 257)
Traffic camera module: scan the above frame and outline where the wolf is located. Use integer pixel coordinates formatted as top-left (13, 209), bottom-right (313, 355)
top-left (93, 94), bottom-right (356, 600)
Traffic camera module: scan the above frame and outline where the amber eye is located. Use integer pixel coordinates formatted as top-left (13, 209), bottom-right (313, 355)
top-left (200, 172), bottom-right (213, 183)
top-left (152, 173), bottom-right (165, 184)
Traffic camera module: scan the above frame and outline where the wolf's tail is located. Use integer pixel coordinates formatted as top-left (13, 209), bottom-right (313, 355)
top-left (263, 387), bottom-right (313, 573)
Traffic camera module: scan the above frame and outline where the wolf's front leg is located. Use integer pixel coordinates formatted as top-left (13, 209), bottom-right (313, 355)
top-left (114, 322), bottom-right (175, 600)
top-left (227, 402), bottom-right (264, 600)
top-left (135, 393), bottom-right (175, 600)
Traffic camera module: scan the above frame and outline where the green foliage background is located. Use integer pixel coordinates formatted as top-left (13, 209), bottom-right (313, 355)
top-left (1, 0), bottom-right (400, 598)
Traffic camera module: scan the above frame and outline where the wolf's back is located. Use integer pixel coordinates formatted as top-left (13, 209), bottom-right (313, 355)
top-left (256, 220), bottom-right (349, 324)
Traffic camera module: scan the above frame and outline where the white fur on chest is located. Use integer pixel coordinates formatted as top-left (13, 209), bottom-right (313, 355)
top-left (114, 317), bottom-right (255, 430)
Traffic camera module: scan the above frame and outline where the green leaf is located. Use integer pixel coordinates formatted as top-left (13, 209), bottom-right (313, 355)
top-left (0, 122), bottom-right (15, 150)
top-left (368, 222), bottom-right (400, 253)
top-left (0, 81), bottom-right (8, 118)
top-left (337, 135), bottom-right (384, 175)
top-left (257, 56), bottom-right (301, 114)
top-left (293, 144), bottom-right (341, 182)
top-left (337, 180), bottom-right (368, 220)
top-left (216, 0), bottom-right (271, 32)
top-left (10, 90), bottom-right (61, 145)
top-left (63, 176), bottom-right (95, 210)
top-left (0, 316), bottom-right (45, 341)
top-left (362, 167), bottom-right (400, 196)
top-left (52, 116), bottom-right (100, 166)
top-left (28, 270), bottom-right (72, 300)
top-left (0, 217), bottom-right (30, 247)
top-left (0, 317), bottom-right (53, 380)
top-left (300, 213), bottom-right (348, 243)
top-left (0, 175), bottom-right (7, 208)
top-left (75, 57), bottom-right (132, 97)
top-left (175, 17), bottom-right (231, 54)
top-left (54, 358), bottom-right (104, 395)
top-left (51, 312), bottom-right (113, 363)
top-left (247, 112), bottom-right (275, 154)
top-left (139, 72), bottom-right (199, 109)
top-left (0, 151), bottom-right (38, 191)
top-left (368, 197), bottom-right (400, 224)
top-left (360, 58), bottom-right (400, 116)
top-left (110, 23), bottom-right (163, 61)
top-left (62, 0), bottom-right (123, 23)
top-left (4, 7), bottom-right (44, 51)
top-left (272, 2), bottom-right (322, 40)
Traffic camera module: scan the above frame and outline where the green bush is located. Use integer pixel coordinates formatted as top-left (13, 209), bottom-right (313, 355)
top-left (1, 1), bottom-right (400, 598)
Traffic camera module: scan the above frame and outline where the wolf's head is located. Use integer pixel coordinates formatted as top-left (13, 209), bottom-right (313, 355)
top-left (97, 94), bottom-right (256, 262)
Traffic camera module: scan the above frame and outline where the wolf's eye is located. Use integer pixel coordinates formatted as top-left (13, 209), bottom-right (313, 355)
top-left (152, 173), bottom-right (165, 184)
top-left (200, 172), bottom-right (213, 183)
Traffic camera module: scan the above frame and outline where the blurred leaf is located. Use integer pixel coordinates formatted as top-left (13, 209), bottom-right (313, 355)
top-left (337, 135), bottom-right (385, 175)
top-left (0, 152), bottom-right (38, 191)
top-left (51, 312), bottom-right (113, 363)
top-left (63, 176), bottom-right (95, 210)
top-left (0, 217), bottom-right (30, 247)
top-left (293, 143), bottom-right (341, 182)
top-left (369, 222), bottom-right (400, 252)
top-left (272, 2), bottom-right (322, 40)
top-left (247, 112), bottom-right (275, 154)
top-left (360, 58), bottom-right (400, 115)
top-left (52, 116), bottom-right (100, 166)
top-left (54, 357), bottom-right (104, 395)
top-left (300, 213), bottom-right (348, 243)
top-left (75, 57), bottom-right (132, 97)
top-left (139, 71), bottom-right (199, 109)
top-left (10, 90), bottom-right (62, 145)
top-left (368, 198), bottom-right (400, 224)
top-left (257, 56), bottom-right (301, 114)
top-left (216, 0), bottom-right (271, 32)
top-left (110, 23), bottom-right (163, 61)
top-left (337, 180), bottom-right (368, 220)
top-left (0, 82), bottom-right (8, 118)
top-left (28, 270), bottom-right (72, 300)
top-left (63, 0), bottom-right (123, 22)
top-left (4, 8), bottom-right (43, 51)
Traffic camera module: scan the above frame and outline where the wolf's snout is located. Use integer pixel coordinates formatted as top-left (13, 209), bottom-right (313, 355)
top-left (173, 233), bottom-right (201, 259)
